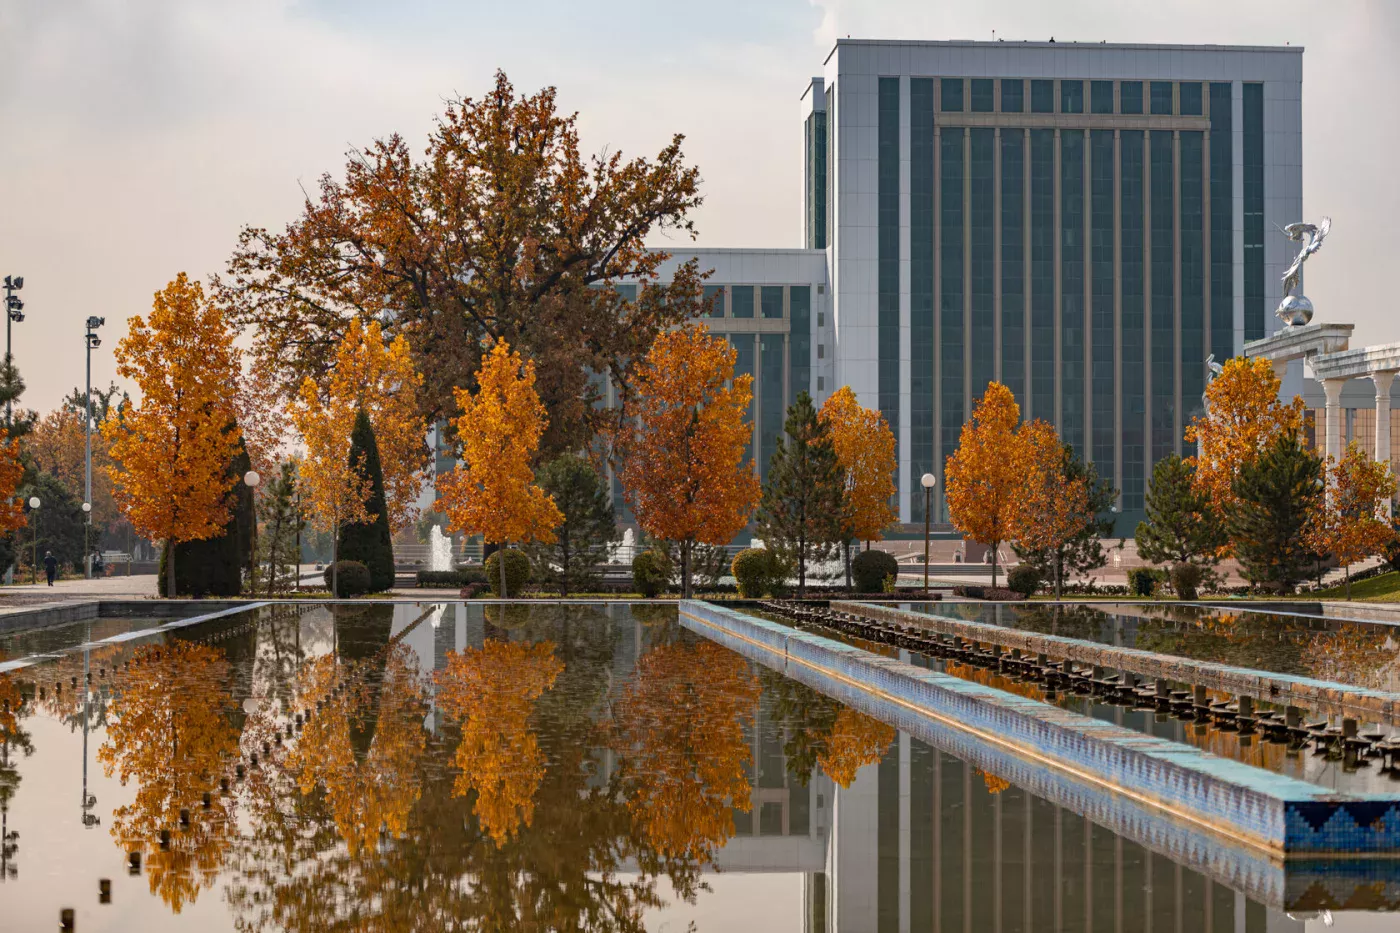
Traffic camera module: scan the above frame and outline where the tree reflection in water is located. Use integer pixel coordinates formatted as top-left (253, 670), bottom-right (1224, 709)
top-left (763, 669), bottom-right (894, 789)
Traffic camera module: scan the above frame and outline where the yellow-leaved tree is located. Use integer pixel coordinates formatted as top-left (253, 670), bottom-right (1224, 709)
top-left (819, 385), bottom-right (897, 587)
top-left (1013, 419), bottom-right (1091, 600)
top-left (438, 339), bottom-right (563, 597)
top-left (1304, 441), bottom-right (1397, 600)
top-left (1185, 357), bottom-right (1306, 514)
top-left (0, 437), bottom-right (25, 536)
top-left (103, 273), bottom-right (242, 598)
top-left (622, 326), bottom-right (760, 597)
top-left (944, 383), bottom-right (1027, 588)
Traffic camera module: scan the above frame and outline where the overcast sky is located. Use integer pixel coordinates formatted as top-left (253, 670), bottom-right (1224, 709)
top-left (0, 0), bottom-right (1395, 413)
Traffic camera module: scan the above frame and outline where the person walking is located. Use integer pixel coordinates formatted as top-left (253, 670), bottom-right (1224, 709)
top-left (42, 550), bottom-right (58, 587)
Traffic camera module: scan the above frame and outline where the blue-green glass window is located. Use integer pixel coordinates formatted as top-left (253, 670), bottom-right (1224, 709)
top-left (879, 78), bottom-right (901, 456)
top-left (1244, 83), bottom-right (1265, 341)
top-left (1091, 130), bottom-right (1115, 481)
top-left (971, 128), bottom-right (995, 403)
top-left (1030, 128), bottom-right (1055, 423)
top-left (761, 285), bottom-right (784, 319)
top-left (1060, 129), bottom-right (1085, 453)
top-left (1091, 80), bottom-right (1114, 114)
top-left (789, 286), bottom-right (810, 399)
top-left (806, 110), bottom-right (828, 249)
top-left (1001, 129), bottom-right (1025, 406)
top-left (970, 78), bottom-right (994, 113)
top-left (911, 79), bottom-right (935, 522)
top-left (1150, 82), bottom-right (1173, 116)
top-left (1150, 130), bottom-right (1176, 463)
top-left (731, 285), bottom-right (754, 318)
top-left (1180, 131), bottom-right (1205, 425)
top-left (941, 77), bottom-right (963, 112)
top-left (703, 284), bottom-right (725, 318)
top-left (1120, 132), bottom-right (1145, 512)
top-left (614, 284), bottom-right (637, 302)
top-left (759, 334), bottom-right (784, 482)
top-left (1000, 79), bottom-right (1024, 113)
top-left (940, 126), bottom-right (966, 516)
top-left (1179, 82), bottom-right (1202, 116)
top-left (1120, 81), bottom-right (1143, 115)
top-left (1060, 80), bottom-right (1084, 114)
top-left (826, 85), bottom-right (835, 254)
top-left (1031, 79), bottom-right (1054, 114)
top-left (1209, 82), bottom-right (1234, 364)
top-left (728, 334), bottom-right (755, 464)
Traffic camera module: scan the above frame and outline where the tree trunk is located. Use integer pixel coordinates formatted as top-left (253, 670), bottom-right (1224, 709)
top-left (499, 543), bottom-right (508, 599)
top-left (331, 527), bottom-right (338, 599)
top-left (991, 540), bottom-right (998, 590)
top-left (1346, 563), bottom-right (1352, 601)
top-left (682, 540), bottom-right (692, 599)
top-left (167, 538), bottom-right (176, 598)
top-left (798, 533), bottom-right (806, 598)
top-left (844, 540), bottom-right (852, 590)
top-left (1054, 558), bottom-right (1062, 601)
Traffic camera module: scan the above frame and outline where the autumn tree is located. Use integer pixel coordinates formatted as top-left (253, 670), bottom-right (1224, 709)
top-left (819, 386), bottom-right (897, 587)
top-left (1012, 421), bottom-right (1091, 600)
top-left (1013, 442), bottom-right (1117, 590)
top-left (1135, 454), bottom-right (1228, 579)
top-left (944, 383), bottom-right (1026, 588)
top-left (29, 403), bottom-right (117, 525)
top-left (1186, 357), bottom-right (1306, 514)
top-left (1304, 441), bottom-right (1397, 599)
top-left (438, 339), bottom-right (563, 598)
top-left (103, 274), bottom-right (242, 598)
top-left (818, 708), bottom-right (896, 788)
top-left (1227, 433), bottom-right (1323, 594)
top-left (338, 410), bottom-right (395, 592)
top-left (523, 454), bottom-right (618, 596)
top-left (217, 70), bottom-right (704, 457)
top-left (756, 392), bottom-right (846, 596)
top-left (622, 326), bottom-right (759, 597)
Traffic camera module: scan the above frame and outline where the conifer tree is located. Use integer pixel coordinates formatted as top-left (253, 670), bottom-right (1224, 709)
top-left (337, 410), bottom-right (395, 593)
top-left (756, 392), bottom-right (845, 597)
top-left (1227, 433), bottom-right (1323, 594)
top-left (1135, 454), bottom-right (1227, 575)
top-left (524, 454), bottom-right (617, 596)
top-left (256, 460), bottom-right (302, 594)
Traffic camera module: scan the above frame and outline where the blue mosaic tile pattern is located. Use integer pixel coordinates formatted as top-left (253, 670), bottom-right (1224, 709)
top-left (679, 600), bottom-right (1400, 858)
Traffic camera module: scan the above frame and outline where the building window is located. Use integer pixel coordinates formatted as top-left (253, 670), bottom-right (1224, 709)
top-left (940, 125), bottom-right (966, 518)
top-left (1091, 129), bottom-right (1115, 482)
top-left (760, 334), bottom-right (784, 482)
top-left (1120, 81), bottom-right (1143, 115)
top-left (879, 77), bottom-right (901, 465)
top-left (817, 311), bottom-right (824, 327)
top-left (806, 110), bottom-right (828, 249)
top-left (1180, 130), bottom-right (1205, 424)
top-left (1091, 80), bottom-right (1114, 114)
top-left (1000, 128), bottom-right (1025, 406)
top-left (761, 285), bottom-right (784, 319)
top-left (1179, 82), bottom-right (1203, 116)
top-left (731, 285), bottom-right (754, 318)
top-left (703, 284), bottom-right (725, 318)
top-left (1209, 82), bottom-right (1234, 364)
top-left (790, 285), bottom-right (811, 397)
top-left (1150, 81), bottom-right (1173, 115)
top-left (1060, 129), bottom-right (1085, 453)
top-left (1120, 131), bottom-right (1145, 511)
top-left (1001, 78), bottom-right (1024, 113)
top-left (817, 344), bottom-right (825, 359)
top-left (1061, 79), bottom-right (1084, 114)
top-left (1031, 79), bottom-right (1054, 113)
top-left (1244, 83), bottom-right (1265, 341)
top-left (941, 77), bottom-right (964, 112)
top-left (1150, 129), bottom-right (1176, 463)
top-left (1030, 128), bottom-right (1055, 424)
top-left (817, 376), bottom-right (824, 391)
top-left (970, 128), bottom-right (995, 402)
top-left (970, 78), bottom-right (994, 113)
top-left (911, 78), bottom-right (936, 521)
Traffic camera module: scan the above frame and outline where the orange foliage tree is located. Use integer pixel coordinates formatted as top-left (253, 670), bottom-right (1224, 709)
top-left (1304, 441), bottom-right (1397, 600)
top-left (1013, 420), bottom-right (1091, 599)
top-left (817, 707), bottom-right (895, 788)
top-left (0, 437), bottom-right (25, 535)
top-left (293, 318), bottom-right (428, 533)
top-left (29, 405), bottom-right (117, 523)
top-left (944, 383), bottom-right (1027, 588)
top-left (99, 641), bottom-right (239, 912)
top-left (819, 386), bottom-right (897, 586)
top-left (103, 274), bottom-right (242, 598)
top-left (611, 641), bottom-right (759, 862)
top-left (434, 639), bottom-right (564, 846)
top-left (438, 339), bottom-right (563, 598)
top-left (622, 326), bottom-right (760, 596)
top-left (1185, 357), bottom-right (1306, 514)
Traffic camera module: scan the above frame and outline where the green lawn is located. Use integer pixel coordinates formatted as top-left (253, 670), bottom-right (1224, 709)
top-left (1309, 570), bottom-right (1400, 602)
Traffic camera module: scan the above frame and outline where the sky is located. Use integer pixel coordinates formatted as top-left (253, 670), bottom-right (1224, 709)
top-left (0, 0), bottom-right (1396, 414)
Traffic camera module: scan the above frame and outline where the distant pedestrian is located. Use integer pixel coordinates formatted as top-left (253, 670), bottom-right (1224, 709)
top-left (42, 550), bottom-right (57, 586)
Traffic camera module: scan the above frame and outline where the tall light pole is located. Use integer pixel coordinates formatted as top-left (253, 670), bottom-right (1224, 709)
top-left (921, 472), bottom-right (937, 592)
top-left (27, 496), bottom-right (39, 585)
top-left (244, 470), bottom-right (261, 594)
top-left (3, 275), bottom-right (24, 430)
top-left (84, 317), bottom-right (104, 578)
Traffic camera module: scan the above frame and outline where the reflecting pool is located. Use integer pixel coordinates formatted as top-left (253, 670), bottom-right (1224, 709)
top-left (0, 602), bottom-right (1388, 930)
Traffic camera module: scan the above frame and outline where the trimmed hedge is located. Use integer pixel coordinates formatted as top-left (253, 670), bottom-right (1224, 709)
top-left (1126, 567), bottom-right (1166, 597)
top-left (851, 549), bottom-right (900, 594)
top-left (1006, 564), bottom-right (1043, 598)
top-left (731, 548), bottom-right (782, 598)
top-left (327, 560), bottom-right (372, 596)
top-left (952, 585), bottom-right (1025, 601)
top-left (416, 569), bottom-right (488, 588)
top-left (484, 549), bottom-right (531, 597)
top-left (632, 550), bottom-right (671, 598)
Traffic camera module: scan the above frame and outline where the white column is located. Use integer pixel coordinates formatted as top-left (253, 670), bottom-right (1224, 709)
top-left (1322, 377), bottom-right (1347, 466)
top-left (1375, 370), bottom-right (1395, 516)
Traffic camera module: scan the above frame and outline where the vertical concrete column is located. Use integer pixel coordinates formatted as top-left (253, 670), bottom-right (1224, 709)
top-left (1374, 369), bottom-right (1395, 515)
top-left (1322, 378), bottom-right (1346, 468)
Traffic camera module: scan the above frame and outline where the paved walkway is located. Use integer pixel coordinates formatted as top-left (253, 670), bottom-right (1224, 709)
top-left (0, 573), bottom-right (158, 608)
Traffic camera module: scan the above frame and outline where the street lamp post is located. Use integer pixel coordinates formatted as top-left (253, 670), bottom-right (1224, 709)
top-left (27, 496), bottom-right (39, 585)
top-left (84, 317), bottom-right (104, 578)
top-left (244, 470), bottom-right (261, 595)
top-left (921, 473), bottom-right (937, 593)
top-left (3, 275), bottom-right (24, 430)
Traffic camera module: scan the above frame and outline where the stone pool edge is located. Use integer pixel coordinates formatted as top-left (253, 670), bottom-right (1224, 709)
top-left (679, 599), bottom-right (1400, 858)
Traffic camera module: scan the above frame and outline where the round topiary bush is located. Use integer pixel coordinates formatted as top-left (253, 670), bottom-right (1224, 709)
top-left (1006, 564), bottom-right (1043, 598)
top-left (632, 549), bottom-right (671, 598)
top-left (326, 560), bottom-right (372, 597)
top-left (851, 549), bottom-right (900, 593)
top-left (1169, 562), bottom-right (1204, 601)
top-left (484, 549), bottom-right (531, 596)
top-left (731, 547), bottom-right (780, 598)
